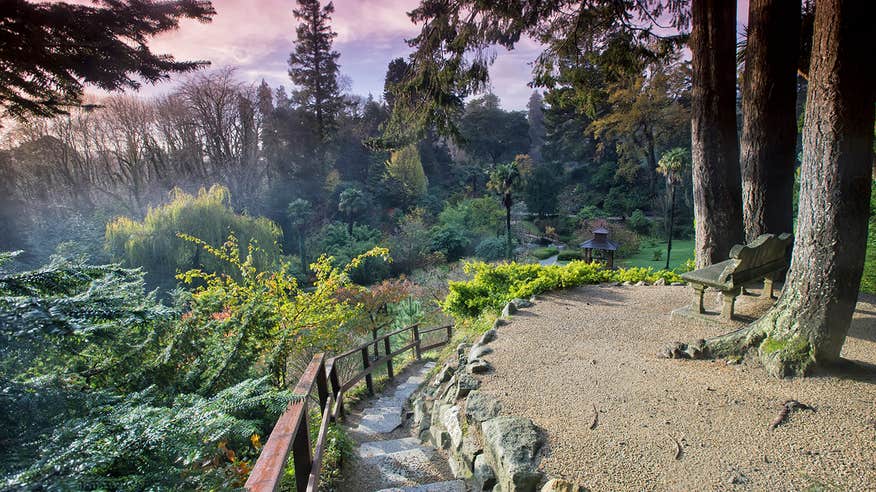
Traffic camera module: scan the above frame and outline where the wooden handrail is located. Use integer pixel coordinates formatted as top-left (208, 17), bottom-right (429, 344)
top-left (245, 322), bottom-right (453, 492)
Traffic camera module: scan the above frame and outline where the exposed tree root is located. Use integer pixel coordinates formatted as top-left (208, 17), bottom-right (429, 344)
top-left (769, 399), bottom-right (815, 430)
top-left (666, 433), bottom-right (682, 460)
top-left (589, 403), bottom-right (598, 430)
top-left (660, 303), bottom-right (817, 378)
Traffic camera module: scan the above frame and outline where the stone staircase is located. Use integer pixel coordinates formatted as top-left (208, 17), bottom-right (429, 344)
top-left (340, 362), bottom-right (466, 492)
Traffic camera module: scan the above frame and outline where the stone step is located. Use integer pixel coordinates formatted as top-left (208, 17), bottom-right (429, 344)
top-left (358, 437), bottom-right (425, 458)
top-left (375, 480), bottom-right (467, 492)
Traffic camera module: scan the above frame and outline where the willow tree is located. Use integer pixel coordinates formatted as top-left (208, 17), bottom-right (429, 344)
top-left (671, 0), bottom-right (875, 377)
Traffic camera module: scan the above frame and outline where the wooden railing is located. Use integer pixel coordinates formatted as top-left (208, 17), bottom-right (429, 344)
top-left (244, 323), bottom-right (453, 492)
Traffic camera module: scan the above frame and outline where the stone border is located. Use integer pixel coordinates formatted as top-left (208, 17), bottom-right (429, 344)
top-left (409, 298), bottom-right (589, 492)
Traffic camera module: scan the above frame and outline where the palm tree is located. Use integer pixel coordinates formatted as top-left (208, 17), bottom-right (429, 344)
top-left (287, 198), bottom-right (312, 273)
top-left (487, 158), bottom-right (523, 259)
top-left (656, 147), bottom-right (689, 269)
top-left (338, 187), bottom-right (366, 234)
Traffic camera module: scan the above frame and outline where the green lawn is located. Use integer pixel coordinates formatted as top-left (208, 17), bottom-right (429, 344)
top-left (619, 238), bottom-right (694, 270)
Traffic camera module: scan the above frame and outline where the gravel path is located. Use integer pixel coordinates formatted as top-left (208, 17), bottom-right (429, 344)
top-left (477, 284), bottom-right (876, 491)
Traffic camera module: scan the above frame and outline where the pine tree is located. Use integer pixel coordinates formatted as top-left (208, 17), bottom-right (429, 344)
top-left (0, 0), bottom-right (215, 120)
top-left (527, 92), bottom-right (546, 163)
top-left (288, 0), bottom-right (343, 141)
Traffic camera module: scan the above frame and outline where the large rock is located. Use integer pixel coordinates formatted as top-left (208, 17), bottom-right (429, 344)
top-left (541, 479), bottom-right (590, 492)
top-left (433, 363), bottom-right (455, 386)
top-left (479, 329), bottom-right (498, 345)
top-left (482, 416), bottom-right (544, 492)
top-left (654, 277), bottom-right (666, 286)
top-left (469, 343), bottom-right (494, 360)
top-left (460, 432), bottom-right (482, 472)
top-left (457, 373), bottom-right (481, 395)
top-left (472, 453), bottom-right (497, 491)
top-left (412, 398), bottom-right (430, 431)
top-left (510, 298), bottom-right (534, 309)
top-left (438, 403), bottom-right (464, 451)
top-left (465, 390), bottom-right (502, 423)
top-left (457, 343), bottom-right (472, 367)
top-left (467, 359), bottom-right (492, 374)
top-left (501, 301), bottom-right (518, 318)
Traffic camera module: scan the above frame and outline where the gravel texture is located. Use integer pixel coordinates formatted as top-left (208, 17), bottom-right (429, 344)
top-left (477, 284), bottom-right (876, 491)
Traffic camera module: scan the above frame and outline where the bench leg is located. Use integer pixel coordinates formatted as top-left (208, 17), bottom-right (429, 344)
top-left (721, 287), bottom-right (741, 321)
top-left (691, 283), bottom-right (705, 314)
top-left (761, 277), bottom-right (774, 299)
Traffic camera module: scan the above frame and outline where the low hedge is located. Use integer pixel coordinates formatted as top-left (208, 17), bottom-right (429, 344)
top-left (443, 261), bottom-right (684, 318)
top-left (530, 247), bottom-right (559, 259)
top-left (557, 249), bottom-right (584, 261)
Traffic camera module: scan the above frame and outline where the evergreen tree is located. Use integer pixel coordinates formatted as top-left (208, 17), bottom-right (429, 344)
top-left (527, 92), bottom-right (546, 163)
top-left (386, 144), bottom-right (429, 202)
top-left (288, 0), bottom-right (343, 141)
top-left (0, 0), bottom-right (215, 119)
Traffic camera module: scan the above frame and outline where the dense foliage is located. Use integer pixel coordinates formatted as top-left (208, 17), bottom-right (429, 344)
top-left (105, 185), bottom-right (282, 291)
top-left (443, 261), bottom-right (684, 318)
top-left (0, 235), bottom-right (387, 489)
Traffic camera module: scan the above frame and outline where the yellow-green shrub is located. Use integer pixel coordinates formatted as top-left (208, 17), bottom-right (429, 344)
top-left (443, 260), bottom-right (684, 318)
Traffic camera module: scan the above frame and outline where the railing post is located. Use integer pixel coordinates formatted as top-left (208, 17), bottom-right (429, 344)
top-left (292, 405), bottom-right (312, 492)
top-left (384, 335), bottom-right (393, 379)
top-left (372, 327), bottom-right (380, 359)
top-left (361, 347), bottom-right (374, 395)
top-left (328, 363), bottom-right (343, 419)
top-left (316, 359), bottom-right (329, 413)
top-left (445, 324), bottom-right (452, 343)
top-left (412, 324), bottom-right (421, 360)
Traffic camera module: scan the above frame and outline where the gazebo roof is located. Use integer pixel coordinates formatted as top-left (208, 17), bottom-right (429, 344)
top-left (580, 237), bottom-right (619, 251)
top-left (592, 227), bottom-right (610, 235)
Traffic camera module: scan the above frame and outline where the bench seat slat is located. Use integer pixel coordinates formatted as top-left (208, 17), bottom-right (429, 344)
top-left (681, 260), bottom-right (735, 288)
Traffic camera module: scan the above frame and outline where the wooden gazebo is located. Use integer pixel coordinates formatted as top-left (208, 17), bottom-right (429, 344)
top-left (580, 227), bottom-right (619, 268)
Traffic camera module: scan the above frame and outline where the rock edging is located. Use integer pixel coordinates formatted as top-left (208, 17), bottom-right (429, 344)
top-left (409, 298), bottom-right (586, 492)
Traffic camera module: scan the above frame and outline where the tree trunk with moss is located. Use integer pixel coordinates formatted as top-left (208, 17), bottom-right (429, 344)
top-left (672, 0), bottom-right (875, 377)
top-left (690, 0), bottom-right (745, 267)
top-left (740, 0), bottom-right (800, 242)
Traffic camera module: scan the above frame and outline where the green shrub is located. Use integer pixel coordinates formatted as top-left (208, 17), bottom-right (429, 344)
top-left (557, 249), bottom-right (584, 261)
top-left (474, 237), bottom-right (507, 261)
top-left (530, 247), bottom-right (558, 259)
top-left (628, 209), bottom-right (651, 235)
top-left (430, 224), bottom-right (471, 261)
top-left (443, 261), bottom-right (684, 318)
top-left (652, 249), bottom-right (663, 261)
top-left (311, 222), bottom-right (390, 285)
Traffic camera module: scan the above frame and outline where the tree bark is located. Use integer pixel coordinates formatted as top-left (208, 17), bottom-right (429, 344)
top-left (741, 0), bottom-right (800, 241)
top-left (665, 183), bottom-right (675, 270)
top-left (674, 0), bottom-right (876, 378)
top-left (690, 0), bottom-right (745, 267)
top-left (504, 196), bottom-right (513, 259)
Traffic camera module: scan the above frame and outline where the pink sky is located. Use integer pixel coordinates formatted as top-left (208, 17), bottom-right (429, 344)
top-left (141, 0), bottom-right (751, 110)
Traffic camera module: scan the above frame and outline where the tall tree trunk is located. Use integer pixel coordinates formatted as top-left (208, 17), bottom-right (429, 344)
top-left (505, 198), bottom-right (512, 259)
top-left (690, 0), bottom-right (744, 267)
top-left (665, 183), bottom-right (675, 270)
top-left (677, 0), bottom-right (875, 378)
top-left (741, 0), bottom-right (800, 241)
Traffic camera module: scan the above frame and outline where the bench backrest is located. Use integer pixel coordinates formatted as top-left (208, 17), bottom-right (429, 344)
top-left (718, 233), bottom-right (793, 286)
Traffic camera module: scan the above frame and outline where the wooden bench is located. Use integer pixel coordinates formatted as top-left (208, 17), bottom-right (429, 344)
top-left (681, 233), bottom-right (792, 321)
